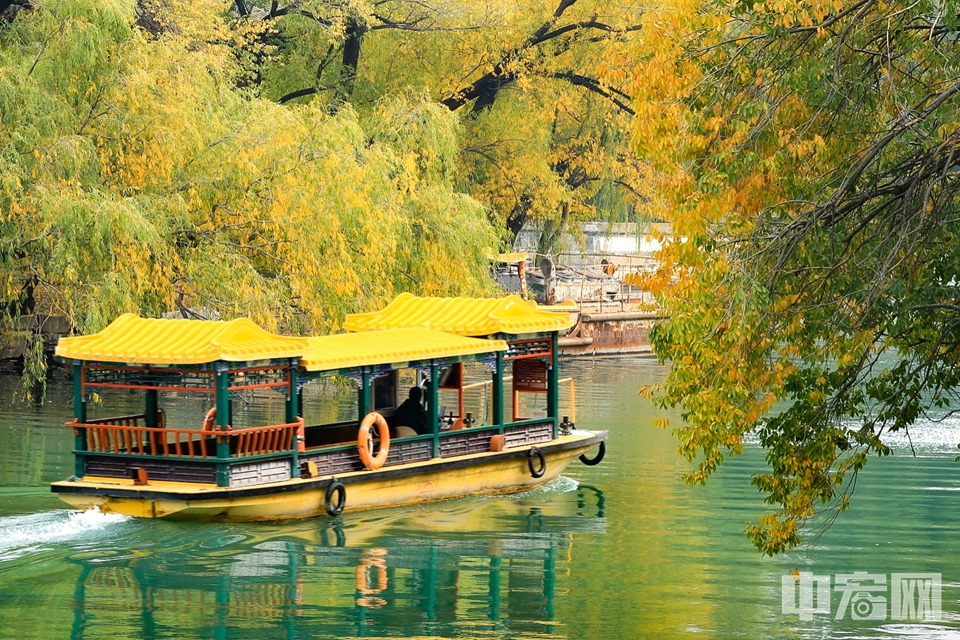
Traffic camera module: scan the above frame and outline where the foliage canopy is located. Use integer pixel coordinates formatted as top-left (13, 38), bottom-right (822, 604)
top-left (228, 0), bottom-right (652, 248)
top-left (0, 0), bottom-right (500, 394)
top-left (626, 0), bottom-right (960, 553)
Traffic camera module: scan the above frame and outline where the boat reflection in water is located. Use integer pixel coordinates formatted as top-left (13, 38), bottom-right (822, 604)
top-left (67, 484), bottom-right (605, 639)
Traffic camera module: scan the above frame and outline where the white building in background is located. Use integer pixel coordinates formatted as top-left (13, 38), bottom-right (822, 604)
top-left (513, 221), bottom-right (667, 267)
top-left (497, 221), bottom-right (671, 313)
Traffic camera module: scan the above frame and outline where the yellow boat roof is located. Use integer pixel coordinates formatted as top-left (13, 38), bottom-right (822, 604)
top-left (495, 252), bottom-right (528, 263)
top-left (55, 314), bottom-right (309, 365)
top-left (301, 328), bottom-right (507, 372)
top-left (342, 293), bottom-right (574, 336)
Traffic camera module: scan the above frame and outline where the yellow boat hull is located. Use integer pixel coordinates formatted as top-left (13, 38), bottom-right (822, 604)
top-left (52, 433), bottom-right (605, 521)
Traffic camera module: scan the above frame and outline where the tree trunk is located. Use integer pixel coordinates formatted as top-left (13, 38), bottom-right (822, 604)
top-left (338, 18), bottom-right (366, 102)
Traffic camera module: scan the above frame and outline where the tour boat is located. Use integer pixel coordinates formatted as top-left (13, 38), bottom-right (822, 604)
top-left (50, 296), bottom-right (608, 520)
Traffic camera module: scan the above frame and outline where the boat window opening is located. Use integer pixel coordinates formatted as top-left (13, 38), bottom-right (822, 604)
top-left (384, 369), bottom-right (424, 437)
top-left (518, 392), bottom-right (549, 420)
top-left (302, 368), bottom-right (433, 448)
top-left (437, 392), bottom-right (456, 425)
top-left (225, 392), bottom-right (288, 430)
top-left (83, 387), bottom-right (204, 428)
top-left (434, 362), bottom-right (500, 429)
top-left (437, 364), bottom-right (461, 389)
top-left (510, 358), bottom-right (549, 422)
top-left (302, 419), bottom-right (366, 449)
top-left (301, 379), bottom-right (358, 426)
top-left (458, 362), bottom-right (497, 426)
top-left (372, 372), bottom-right (397, 411)
top-left (437, 363), bottom-right (465, 429)
top-left (437, 404), bottom-right (447, 430)
top-left (397, 369), bottom-right (419, 393)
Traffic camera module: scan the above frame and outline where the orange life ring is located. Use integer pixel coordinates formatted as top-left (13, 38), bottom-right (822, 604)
top-left (358, 412), bottom-right (390, 470)
top-left (202, 407), bottom-right (217, 431)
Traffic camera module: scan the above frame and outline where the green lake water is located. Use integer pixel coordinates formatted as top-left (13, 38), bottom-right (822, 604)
top-left (0, 358), bottom-right (959, 639)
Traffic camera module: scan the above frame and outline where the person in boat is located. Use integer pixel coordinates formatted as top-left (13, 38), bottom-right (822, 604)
top-left (389, 386), bottom-right (428, 435)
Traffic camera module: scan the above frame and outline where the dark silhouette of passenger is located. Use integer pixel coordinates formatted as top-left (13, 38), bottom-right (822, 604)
top-left (389, 387), bottom-right (428, 434)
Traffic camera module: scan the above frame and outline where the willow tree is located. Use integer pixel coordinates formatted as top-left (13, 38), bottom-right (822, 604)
top-left (226, 0), bottom-right (653, 247)
top-left (618, 0), bottom-right (960, 553)
top-left (0, 0), bottom-right (499, 394)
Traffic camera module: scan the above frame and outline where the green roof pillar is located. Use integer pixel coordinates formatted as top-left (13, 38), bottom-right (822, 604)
top-left (359, 369), bottom-right (371, 418)
top-left (547, 331), bottom-right (559, 438)
top-left (492, 351), bottom-right (503, 428)
top-left (286, 360), bottom-right (300, 423)
top-left (145, 389), bottom-right (158, 428)
top-left (287, 360), bottom-right (301, 479)
top-left (215, 363), bottom-right (231, 487)
top-left (73, 362), bottom-right (87, 477)
top-left (428, 362), bottom-right (439, 458)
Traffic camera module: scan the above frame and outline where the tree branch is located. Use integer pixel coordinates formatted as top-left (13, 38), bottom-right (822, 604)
top-left (440, 0), bottom-right (640, 113)
top-left (549, 71), bottom-right (635, 114)
top-left (278, 87), bottom-right (324, 103)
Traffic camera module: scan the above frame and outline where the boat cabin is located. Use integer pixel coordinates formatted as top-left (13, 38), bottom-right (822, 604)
top-left (53, 297), bottom-right (575, 492)
top-left (296, 313), bottom-right (575, 479)
top-left (342, 292), bottom-right (575, 427)
top-left (49, 294), bottom-right (609, 522)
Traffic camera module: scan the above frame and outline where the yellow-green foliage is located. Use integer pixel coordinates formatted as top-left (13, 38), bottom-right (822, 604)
top-left (621, 0), bottom-right (960, 553)
top-left (0, 0), bottom-right (500, 352)
top-left (255, 0), bottom-right (653, 240)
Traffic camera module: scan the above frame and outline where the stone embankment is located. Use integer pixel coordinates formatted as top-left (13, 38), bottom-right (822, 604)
top-left (0, 314), bottom-right (71, 375)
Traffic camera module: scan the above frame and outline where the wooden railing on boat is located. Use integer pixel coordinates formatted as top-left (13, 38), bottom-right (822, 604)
top-left (68, 419), bottom-right (300, 459)
top-left (232, 422), bottom-right (297, 457)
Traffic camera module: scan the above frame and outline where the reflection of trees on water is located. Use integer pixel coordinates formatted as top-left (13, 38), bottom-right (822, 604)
top-left (67, 487), bottom-right (605, 639)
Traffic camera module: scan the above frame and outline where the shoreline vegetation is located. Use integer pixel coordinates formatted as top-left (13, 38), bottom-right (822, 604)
top-left (0, 0), bottom-right (649, 399)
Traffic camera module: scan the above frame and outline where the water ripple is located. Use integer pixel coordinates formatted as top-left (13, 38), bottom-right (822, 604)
top-left (0, 508), bottom-right (129, 562)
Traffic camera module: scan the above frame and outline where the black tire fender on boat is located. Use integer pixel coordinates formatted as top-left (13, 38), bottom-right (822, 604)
top-left (528, 447), bottom-right (546, 478)
top-left (579, 441), bottom-right (606, 466)
top-left (325, 480), bottom-right (346, 517)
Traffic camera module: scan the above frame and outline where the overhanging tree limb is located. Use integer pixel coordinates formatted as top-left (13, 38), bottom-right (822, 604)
top-left (548, 71), bottom-right (634, 114)
top-left (441, 0), bottom-right (641, 112)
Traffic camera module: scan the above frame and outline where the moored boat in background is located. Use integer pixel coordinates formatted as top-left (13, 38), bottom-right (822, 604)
top-left (493, 222), bottom-right (671, 358)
